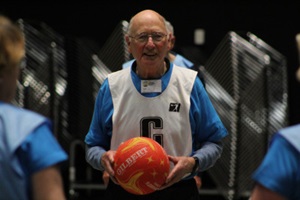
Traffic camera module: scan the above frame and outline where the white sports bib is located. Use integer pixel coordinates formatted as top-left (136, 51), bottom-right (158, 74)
top-left (108, 66), bottom-right (197, 156)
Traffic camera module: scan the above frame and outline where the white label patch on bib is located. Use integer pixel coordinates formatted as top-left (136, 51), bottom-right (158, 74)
top-left (141, 80), bottom-right (162, 93)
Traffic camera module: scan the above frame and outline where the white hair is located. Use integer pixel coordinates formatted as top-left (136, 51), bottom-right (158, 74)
top-left (165, 20), bottom-right (174, 35)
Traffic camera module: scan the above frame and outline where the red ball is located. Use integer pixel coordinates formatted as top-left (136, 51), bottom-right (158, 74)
top-left (113, 137), bottom-right (170, 195)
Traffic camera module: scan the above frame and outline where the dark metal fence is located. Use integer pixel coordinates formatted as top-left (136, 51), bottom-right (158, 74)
top-left (202, 31), bottom-right (289, 200)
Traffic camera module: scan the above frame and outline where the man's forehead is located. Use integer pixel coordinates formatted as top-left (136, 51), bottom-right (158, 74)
top-left (131, 20), bottom-right (167, 34)
top-left (136, 25), bottom-right (165, 32)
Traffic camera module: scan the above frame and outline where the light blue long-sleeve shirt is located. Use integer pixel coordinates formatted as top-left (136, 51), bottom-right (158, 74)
top-left (85, 61), bottom-right (227, 176)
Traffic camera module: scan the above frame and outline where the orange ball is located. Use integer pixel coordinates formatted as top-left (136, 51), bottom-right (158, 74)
top-left (114, 137), bottom-right (170, 195)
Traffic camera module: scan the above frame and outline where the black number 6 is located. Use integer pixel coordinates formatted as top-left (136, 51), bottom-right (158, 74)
top-left (140, 117), bottom-right (163, 146)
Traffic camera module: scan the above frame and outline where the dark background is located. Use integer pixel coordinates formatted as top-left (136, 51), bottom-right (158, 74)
top-left (2, 1), bottom-right (299, 199)
top-left (2, 1), bottom-right (299, 124)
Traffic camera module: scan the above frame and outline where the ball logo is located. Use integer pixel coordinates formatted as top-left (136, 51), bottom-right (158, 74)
top-left (115, 146), bottom-right (148, 176)
top-left (114, 137), bottom-right (169, 195)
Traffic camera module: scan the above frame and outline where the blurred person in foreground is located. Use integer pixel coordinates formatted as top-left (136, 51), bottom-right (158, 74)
top-left (85, 9), bottom-right (227, 200)
top-left (0, 15), bottom-right (68, 200)
top-left (250, 123), bottom-right (300, 200)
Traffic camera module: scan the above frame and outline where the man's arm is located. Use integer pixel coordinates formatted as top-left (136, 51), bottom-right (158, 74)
top-left (32, 165), bottom-right (66, 200)
top-left (251, 184), bottom-right (286, 200)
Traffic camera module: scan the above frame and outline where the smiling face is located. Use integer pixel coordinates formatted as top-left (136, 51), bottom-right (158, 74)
top-left (126, 10), bottom-right (171, 73)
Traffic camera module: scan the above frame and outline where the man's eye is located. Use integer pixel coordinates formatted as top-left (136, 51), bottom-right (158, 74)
top-left (138, 35), bottom-right (148, 41)
top-left (153, 35), bottom-right (163, 41)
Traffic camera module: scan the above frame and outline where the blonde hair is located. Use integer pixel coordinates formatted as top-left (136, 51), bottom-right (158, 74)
top-left (0, 15), bottom-right (25, 74)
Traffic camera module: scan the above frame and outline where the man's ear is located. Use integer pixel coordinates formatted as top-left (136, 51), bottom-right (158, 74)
top-left (125, 35), bottom-right (132, 53)
top-left (168, 33), bottom-right (175, 51)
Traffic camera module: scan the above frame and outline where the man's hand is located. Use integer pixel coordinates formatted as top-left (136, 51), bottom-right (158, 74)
top-left (159, 155), bottom-right (195, 190)
top-left (102, 171), bottom-right (110, 187)
top-left (100, 150), bottom-right (118, 184)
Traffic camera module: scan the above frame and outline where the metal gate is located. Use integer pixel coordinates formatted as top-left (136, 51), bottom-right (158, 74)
top-left (202, 31), bottom-right (289, 200)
